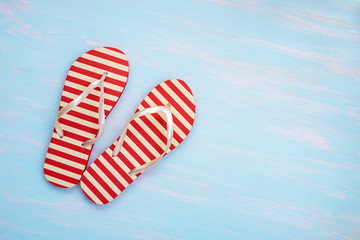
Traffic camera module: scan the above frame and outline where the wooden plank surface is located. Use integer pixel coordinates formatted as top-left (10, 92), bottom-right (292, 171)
top-left (0, 0), bottom-right (359, 239)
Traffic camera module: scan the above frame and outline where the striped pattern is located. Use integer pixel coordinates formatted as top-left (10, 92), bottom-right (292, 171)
top-left (44, 47), bottom-right (129, 188)
top-left (80, 79), bottom-right (196, 204)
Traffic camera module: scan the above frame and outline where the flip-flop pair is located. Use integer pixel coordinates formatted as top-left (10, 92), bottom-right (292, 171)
top-left (43, 47), bottom-right (196, 205)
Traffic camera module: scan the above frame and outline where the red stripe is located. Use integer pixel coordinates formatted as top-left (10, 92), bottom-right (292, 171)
top-left (82, 189), bottom-right (97, 204)
top-left (109, 144), bottom-right (136, 170)
top-left (126, 122), bottom-right (177, 164)
top-left (122, 140), bottom-right (146, 165)
top-left (166, 80), bottom-right (195, 112)
top-left (86, 166), bottom-right (118, 199)
top-left (147, 91), bottom-right (190, 136)
top-left (69, 65), bottom-right (127, 87)
top-left (138, 100), bottom-right (166, 129)
top-left (81, 177), bottom-right (107, 204)
top-left (50, 138), bottom-right (91, 155)
top-left (102, 151), bottom-right (134, 184)
top-left (66, 75), bottom-right (123, 97)
top-left (77, 57), bottom-right (129, 78)
top-left (141, 99), bottom-right (185, 144)
top-left (118, 152), bottom-right (138, 173)
top-left (61, 95), bottom-right (99, 114)
top-left (88, 49), bottom-right (129, 67)
top-left (126, 128), bottom-right (156, 160)
top-left (139, 101), bottom-right (182, 145)
top-left (105, 47), bottom-right (125, 54)
top-left (45, 158), bottom-right (84, 175)
top-left (47, 147), bottom-right (88, 165)
top-left (60, 130), bottom-right (90, 143)
top-left (131, 120), bottom-right (164, 155)
top-left (63, 84), bottom-right (117, 107)
top-left (156, 84), bottom-right (194, 126)
top-left (96, 159), bottom-right (125, 191)
top-left (59, 118), bottom-right (98, 135)
top-left (66, 108), bottom-right (99, 125)
top-left (44, 168), bottom-right (79, 184)
top-left (178, 79), bottom-right (193, 95)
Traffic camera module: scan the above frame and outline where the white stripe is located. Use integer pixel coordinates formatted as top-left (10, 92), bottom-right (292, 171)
top-left (48, 142), bottom-right (88, 159)
top-left (141, 97), bottom-right (188, 138)
top-left (98, 155), bottom-right (131, 188)
top-left (59, 101), bottom-right (100, 121)
top-left (44, 163), bottom-right (82, 179)
top-left (138, 103), bottom-right (186, 140)
top-left (65, 79), bottom-right (120, 102)
top-left (46, 153), bottom-right (85, 170)
top-left (80, 181), bottom-right (103, 204)
top-left (65, 79), bottom-right (101, 95)
top-left (134, 111), bottom-right (180, 148)
top-left (45, 175), bottom-right (74, 188)
top-left (127, 123), bottom-right (161, 157)
top-left (105, 148), bottom-right (138, 181)
top-left (123, 134), bottom-right (151, 163)
top-left (72, 61), bottom-right (127, 82)
top-left (83, 170), bottom-right (113, 202)
top-left (115, 144), bottom-right (142, 176)
top-left (55, 123), bottom-right (94, 140)
top-left (67, 70), bottom-right (125, 94)
top-left (62, 91), bottom-right (112, 111)
top-left (81, 53), bottom-right (129, 72)
top-left (61, 113), bottom-right (99, 131)
top-left (133, 117), bottom-right (167, 149)
top-left (92, 164), bottom-right (121, 195)
top-left (95, 48), bottom-right (128, 61)
top-left (171, 80), bottom-right (195, 104)
top-left (160, 83), bottom-right (195, 117)
top-left (124, 126), bottom-right (173, 163)
top-left (50, 131), bottom-right (92, 151)
top-left (151, 89), bottom-right (193, 130)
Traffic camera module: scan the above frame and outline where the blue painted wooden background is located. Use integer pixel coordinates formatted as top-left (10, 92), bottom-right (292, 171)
top-left (1, 0), bottom-right (360, 239)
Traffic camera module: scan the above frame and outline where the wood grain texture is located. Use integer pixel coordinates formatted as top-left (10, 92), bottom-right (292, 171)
top-left (0, 0), bottom-right (359, 239)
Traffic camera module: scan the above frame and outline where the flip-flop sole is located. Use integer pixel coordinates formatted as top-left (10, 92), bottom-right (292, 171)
top-left (80, 79), bottom-right (195, 204)
top-left (44, 47), bottom-right (129, 188)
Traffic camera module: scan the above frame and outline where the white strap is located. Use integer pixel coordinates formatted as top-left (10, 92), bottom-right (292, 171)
top-left (54, 72), bottom-right (107, 147)
top-left (112, 103), bottom-right (174, 175)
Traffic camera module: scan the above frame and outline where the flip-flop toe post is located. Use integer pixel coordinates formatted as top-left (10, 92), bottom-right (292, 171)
top-left (80, 79), bottom-right (196, 204)
top-left (44, 47), bottom-right (129, 188)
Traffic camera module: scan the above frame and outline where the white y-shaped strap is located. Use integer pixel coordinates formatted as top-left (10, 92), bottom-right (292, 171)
top-left (112, 103), bottom-right (174, 175)
top-left (54, 72), bottom-right (107, 147)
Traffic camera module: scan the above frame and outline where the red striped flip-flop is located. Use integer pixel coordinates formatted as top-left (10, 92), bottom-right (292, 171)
top-left (44, 47), bottom-right (129, 188)
top-left (80, 79), bottom-right (195, 204)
